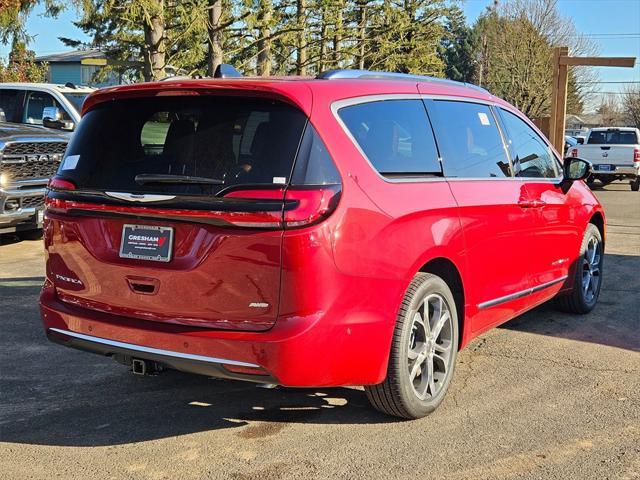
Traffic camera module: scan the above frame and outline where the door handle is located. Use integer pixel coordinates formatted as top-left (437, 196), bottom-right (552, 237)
top-left (518, 199), bottom-right (546, 208)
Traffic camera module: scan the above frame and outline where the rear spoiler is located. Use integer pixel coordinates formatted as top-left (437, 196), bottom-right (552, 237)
top-left (82, 80), bottom-right (313, 117)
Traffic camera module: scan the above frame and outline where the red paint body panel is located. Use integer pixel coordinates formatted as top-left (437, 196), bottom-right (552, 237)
top-left (40, 76), bottom-right (605, 386)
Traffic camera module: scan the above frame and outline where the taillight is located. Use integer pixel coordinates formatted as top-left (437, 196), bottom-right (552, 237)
top-left (223, 188), bottom-right (286, 228)
top-left (45, 177), bottom-right (77, 211)
top-left (48, 177), bottom-right (77, 191)
top-left (224, 185), bottom-right (341, 229)
top-left (283, 186), bottom-right (341, 228)
top-left (571, 148), bottom-right (578, 158)
top-left (634, 148), bottom-right (640, 164)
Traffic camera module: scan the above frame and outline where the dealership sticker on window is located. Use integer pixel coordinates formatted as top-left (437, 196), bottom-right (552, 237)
top-left (478, 112), bottom-right (491, 126)
top-left (273, 177), bottom-right (287, 184)
top-left (61, 155), bottom-right (80, 170)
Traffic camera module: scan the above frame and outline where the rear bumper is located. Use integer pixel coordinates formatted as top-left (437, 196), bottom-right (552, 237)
top-left (40, 282), bottom-right (394, 387)
top-left (47, 327), bottom-right (277, 384)
top-left (591, 165), bottom-right (638, 177)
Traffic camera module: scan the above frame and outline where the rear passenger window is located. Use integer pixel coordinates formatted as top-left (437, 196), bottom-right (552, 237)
top-left (427, 100), bottom-right (511, 178)
top-left (499, 109), bottom-right (558, 178)
top-left (338, 100), bottom-right (441, 177)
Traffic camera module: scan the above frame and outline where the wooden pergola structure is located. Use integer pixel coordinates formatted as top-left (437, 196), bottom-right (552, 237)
top-left (549, 46), bottom-right (636, 154)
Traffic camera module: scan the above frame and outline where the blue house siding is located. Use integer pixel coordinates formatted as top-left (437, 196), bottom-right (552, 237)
top-left (38, 50), bottom-right (125, 87)
top-left (49, 64), bottom-right (82, 85)
top-left (47, 63), bottom-right (119, 87)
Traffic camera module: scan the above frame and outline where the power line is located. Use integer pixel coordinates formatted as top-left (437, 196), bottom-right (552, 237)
top-left (568, 33), bottom-right (640, 37)
top-left (582, 91), bottom-right (633, 95)
top-left (577, 81), bottom-right (640, 84)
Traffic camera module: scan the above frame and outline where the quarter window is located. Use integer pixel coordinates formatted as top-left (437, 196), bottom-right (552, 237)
top-left (499, 109), bottom-right (558, 178)
top-left (338, 99), bottom-right (441, 177)
top-left (427, 100), bottom-right (511, 178)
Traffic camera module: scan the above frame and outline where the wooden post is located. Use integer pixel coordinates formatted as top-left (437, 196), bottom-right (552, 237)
top-left (549, 47), bottom-right (561, 149)
top-left (549, 47), bottom-right (636, 155)
top-left (553, 46), bottom-right (569, 154)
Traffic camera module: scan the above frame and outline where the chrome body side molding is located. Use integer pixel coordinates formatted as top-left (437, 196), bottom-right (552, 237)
top-left (477, 276), bottom-right (568, 310)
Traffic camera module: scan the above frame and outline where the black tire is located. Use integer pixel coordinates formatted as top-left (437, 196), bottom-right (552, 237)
top-left (631, 178), bottom-right (640, 191)
top-left (365, 273), bottom-right (459, 419)
top-left (554, 223), bottom-right (603, 314)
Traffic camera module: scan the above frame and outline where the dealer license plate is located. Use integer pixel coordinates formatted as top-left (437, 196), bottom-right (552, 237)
top-left (119, 224), bottom-right (174, 262)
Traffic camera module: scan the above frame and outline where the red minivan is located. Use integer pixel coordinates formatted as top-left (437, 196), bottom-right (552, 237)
top-left (40, 68), bottom-right (605, 418)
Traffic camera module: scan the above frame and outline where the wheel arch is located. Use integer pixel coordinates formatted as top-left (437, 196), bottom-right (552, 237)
top-left (589, 210), bottom-right (605, 247)
top-left (418, 257), bottom-right (467, 350)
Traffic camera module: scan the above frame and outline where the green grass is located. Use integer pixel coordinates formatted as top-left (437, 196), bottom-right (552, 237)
top-left (141, 121), bottom-right (170, 147)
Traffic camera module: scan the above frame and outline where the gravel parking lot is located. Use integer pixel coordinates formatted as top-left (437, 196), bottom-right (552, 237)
top-left (1, 184), bottom-right (638, 480)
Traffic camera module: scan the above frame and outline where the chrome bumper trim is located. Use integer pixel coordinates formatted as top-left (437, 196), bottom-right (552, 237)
top-left (0, 207), bottom-right (38, 225)
top-left (48, 328), bottom-right (260, 368)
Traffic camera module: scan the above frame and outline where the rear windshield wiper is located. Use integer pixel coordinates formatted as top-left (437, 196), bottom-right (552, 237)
top-left (134, 174), bottom-right (224, 185)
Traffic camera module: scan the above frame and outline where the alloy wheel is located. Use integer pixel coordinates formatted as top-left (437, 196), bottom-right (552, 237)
top-left (407, 293), bottom-right (454, 400)
top-left (582, 236), bottom-right (602, 304)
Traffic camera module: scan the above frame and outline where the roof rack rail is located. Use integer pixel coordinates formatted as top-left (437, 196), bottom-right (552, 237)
top-left (316, 69), bottom-right (488, 93)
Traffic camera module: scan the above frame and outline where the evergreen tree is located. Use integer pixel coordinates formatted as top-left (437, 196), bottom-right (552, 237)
top-left (439, 5), bottom-right (476, 82)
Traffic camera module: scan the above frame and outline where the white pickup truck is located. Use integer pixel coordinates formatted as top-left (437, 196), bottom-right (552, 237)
top-left (570, 127), bottom-right (640, 191)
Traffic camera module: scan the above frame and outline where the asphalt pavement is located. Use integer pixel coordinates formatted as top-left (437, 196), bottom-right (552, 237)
top-left (1, 183), bottom-right (638, 480)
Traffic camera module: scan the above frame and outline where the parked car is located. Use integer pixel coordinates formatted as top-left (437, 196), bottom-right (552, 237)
top-left (40, 68), bottom-right (605, 419)
top-left (0, 82), bottom-right (95, 132)
top-left (570, 127), bottom-right (640, 191)
top-left (0, 122), bottom-right (69, 234)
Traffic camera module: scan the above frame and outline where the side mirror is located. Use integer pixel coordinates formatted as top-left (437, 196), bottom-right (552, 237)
top-left (0, 108), bottom-right (6, 123)
top-left (43, 106), bottom-right (62, 121)
top-left (42, 107), bottom-right (74, 131)
top-left (563, 157), bottom-right (591, 181)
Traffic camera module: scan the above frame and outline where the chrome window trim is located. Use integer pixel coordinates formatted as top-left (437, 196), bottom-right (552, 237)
top-left (477, 275), bottom-right (568, 310)
top-left (49, 328), bottom-right (261, 368)
top-left (331, 94), bottom-right (531, 184)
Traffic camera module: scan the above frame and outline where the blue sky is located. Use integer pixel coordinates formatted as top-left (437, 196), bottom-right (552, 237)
top-left (463, 0), bottom-right (640, 104)
top-left (1, 1), bottom-right (639, 111)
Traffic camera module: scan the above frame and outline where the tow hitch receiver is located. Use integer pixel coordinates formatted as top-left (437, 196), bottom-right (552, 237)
top-left (131, 358), bottom-right (162, 376)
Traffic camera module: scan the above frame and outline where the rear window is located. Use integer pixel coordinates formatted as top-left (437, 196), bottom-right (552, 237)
top-left (587, 130), bottom-right (639, 145)
top-left (60, 96), bottom-right (308, 196)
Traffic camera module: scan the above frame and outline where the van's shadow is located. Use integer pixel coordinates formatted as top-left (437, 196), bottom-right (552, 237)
top-left (0, 277), bottom-right (396, 448)
top-left (500, 253), bottom-right (640, 352)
